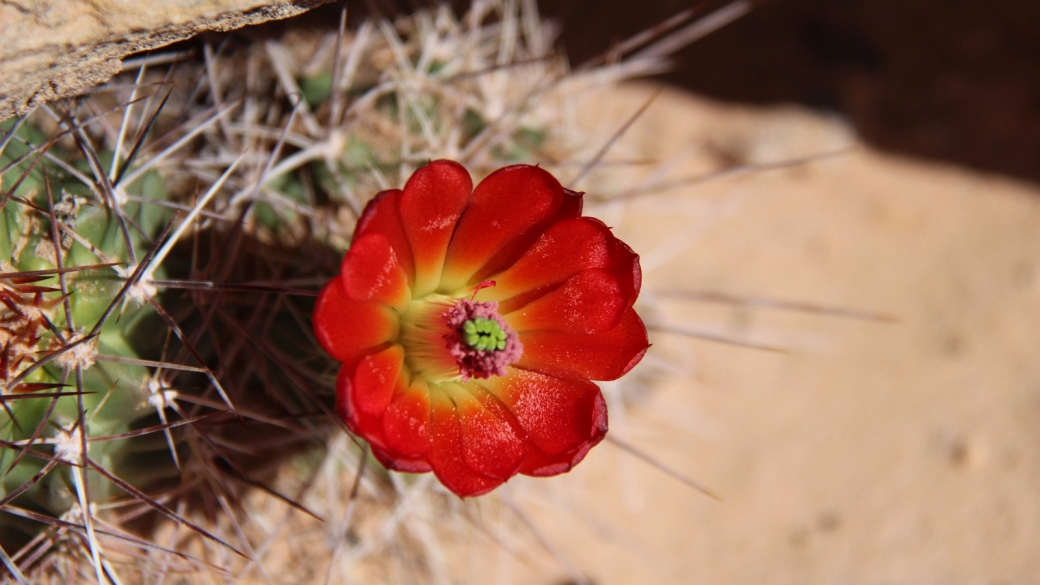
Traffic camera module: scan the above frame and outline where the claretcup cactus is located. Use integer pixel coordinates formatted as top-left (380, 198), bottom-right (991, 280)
top-left (0, 118), bottom-right (174, 568)
top-left (0, 1), bottom-right (749, 581)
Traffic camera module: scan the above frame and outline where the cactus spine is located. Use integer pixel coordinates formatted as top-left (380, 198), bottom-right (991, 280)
top-left (0, 116), bottom-right (179, 577)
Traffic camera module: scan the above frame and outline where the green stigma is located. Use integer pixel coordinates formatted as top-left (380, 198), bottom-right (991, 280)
top-left (462, 317), bottom-right (508, 352)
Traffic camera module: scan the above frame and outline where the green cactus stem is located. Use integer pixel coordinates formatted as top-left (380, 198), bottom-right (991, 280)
top-left (0, 118), bottom-right (173, 560)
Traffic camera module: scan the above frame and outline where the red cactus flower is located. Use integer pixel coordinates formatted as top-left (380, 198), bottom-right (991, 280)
top-left (313, 160), bottom-right (648, 497)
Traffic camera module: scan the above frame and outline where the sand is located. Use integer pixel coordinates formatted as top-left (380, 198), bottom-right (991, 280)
top-left (492, 83), bottom-right (1040, 585)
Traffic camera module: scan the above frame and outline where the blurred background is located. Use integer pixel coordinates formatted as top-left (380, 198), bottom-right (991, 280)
top-left (546, 0), bottom-right (1040, 184)
top-left (349, 0), bottom-right (1040, 184)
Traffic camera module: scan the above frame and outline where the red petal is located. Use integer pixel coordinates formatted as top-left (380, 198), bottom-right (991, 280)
top-left (313, 279), bottom-right (398, 366)
top-left (336, 364), bottom-right (388, 450)
top-left (518, 447), bottom-right (572, 477)
top-left (504, 268), bottom-right (628, 334)
top-left (340, 233), bottom-right (411, 311)
top-left (352, 345), bottom-right (405, 416)
top-left (399, 160), bottom-right (472, 296)
top-left (480, 368), bottom-right (608, 457)
top-left (519, 413), bottom-right (605, 477)
top-left (558, 187), bottom-right (584, 220)
top-left (481, 217), bottom-right (637, 302)
top-left (443, 383), bottom-right (527, 480)
top-left (338, 363), bottom-right (433, 472)
top-left (428, 386), bottom-right (504, 497)
top-left (370, 446), bottom-right (432, 473)
top-left (439, 165), bottom-right (574, 292)
top-left (516, 308), bottom-right (649, 381)
top-left (470, 186), bottom-right (583, 285)
top-left (382, 374), bottom-right (433, 458)
top-left (354, 189), bottom-right (414, 284)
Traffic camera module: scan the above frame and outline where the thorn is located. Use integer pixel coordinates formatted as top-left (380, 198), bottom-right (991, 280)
top-left (649, 322), bottom-right (788, 352)
top-left (214, 458), bottom-right (324, 523)
top-left (606, 434), bottom-right (721, 500)
top-left (570, 87), bottom-right (663, 189)
top-left (113, 84), bottom-right (174, 187)
top-left (0, 542), bottom-right (30, 585)
top-left (88, 412), bottom-right (219, 443)
top-left (658, 289), bottom-right (899, 322)
top-left (0, 263), bottom-right (124, 281)
top-left (323, 446), bottom-right (367, 585)
top-left (86, 458), bottom-right (248, 559)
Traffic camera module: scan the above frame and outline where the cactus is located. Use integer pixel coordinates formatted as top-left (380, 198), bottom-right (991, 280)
top-left (0, 1), bottom-right (746, 582)
top-left (0, 117), bottom-right (176, 572)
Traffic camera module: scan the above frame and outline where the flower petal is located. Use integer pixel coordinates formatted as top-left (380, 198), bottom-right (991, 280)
top-left (442, 383), bottom-right (527, 480)
top-left (341, 233), bottom-right (412, 312)
top-left (339, 363), bottom-right (433, 472)
top-left (354, 189), bottom-right (414, 283)
top-left (313, 279), bottom-right (399, 366)
top-left (516, 308), bottom-right (649, 381)
top-left (504, 268), bottom-right (629, 334)
top-left (519, 430), bottom-right (603, 477)
top-left (336, 364), bottom-right (387, 450)
top-left (382, 373), bottom-right (433, 458)
top-left (428, 386), bottom-right (504, 497)
top-left (352, 345), bottom-right (405, 416)
top-left (557, 187), bottom-right (584, 220)
top-left (473, 188), bottom-right (582, 284)
top-left (439, 165), bottom-right (575, 292)
top-left (399, 160), bottom-right (472, 296)
top-left (480, 217), bottom-right (638, 302)
top-left (370, 446), bottom-right (432, 473)
top-left (480, 368), bottom-right (608, 457)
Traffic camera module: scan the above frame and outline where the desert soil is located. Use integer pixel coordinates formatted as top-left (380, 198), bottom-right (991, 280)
top-left (483, 82), bottom-right (1040, 585)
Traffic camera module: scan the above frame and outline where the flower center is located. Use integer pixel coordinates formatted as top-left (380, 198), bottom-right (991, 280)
top-left (443, 299), bottom-right (522, 382)
top-left (461, 317), bottom-right (507, 351)
top-left (399, 295), bottom-right (522, 383)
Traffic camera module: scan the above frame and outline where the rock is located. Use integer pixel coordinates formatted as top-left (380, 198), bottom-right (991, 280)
top-left (0, 0), bottom-right (333, 121)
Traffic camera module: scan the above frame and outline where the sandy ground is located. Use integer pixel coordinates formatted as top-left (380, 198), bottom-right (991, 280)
top-left (222, 81), bottom-right (1040, 585)
top-left (478, 83), bottom-right (1040, 585)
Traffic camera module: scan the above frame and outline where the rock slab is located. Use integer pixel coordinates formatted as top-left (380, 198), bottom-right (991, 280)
top-left (0, 0), bottom-right (333, 121)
